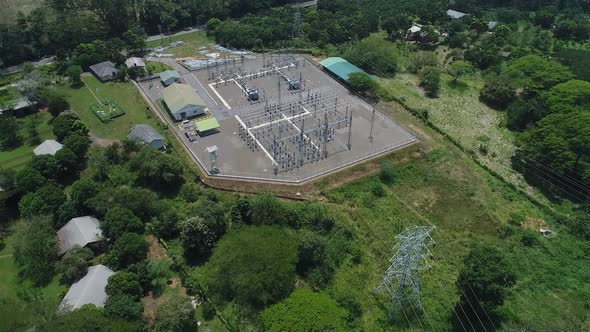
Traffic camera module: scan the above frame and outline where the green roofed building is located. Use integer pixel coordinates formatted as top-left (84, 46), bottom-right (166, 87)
top-left (160, 70), bottom-right (180, 86)
top-left (195, 117), bottom-right (220, 135)
top-left (319, 57), bottom-right (366, 81)
top-left (162, 83), bottom-right (207, 122)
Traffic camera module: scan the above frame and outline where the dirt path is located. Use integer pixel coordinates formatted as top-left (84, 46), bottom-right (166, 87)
top-left (89, 133), bottom-right (118, 147)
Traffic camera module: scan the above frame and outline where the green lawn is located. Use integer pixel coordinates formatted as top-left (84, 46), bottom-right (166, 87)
top-left (147, 61), bottom-right (173, 74)
top-left (147, 31), bottom-right (214, 58)
top-left (0, 111), bottom-right (55, 170)
top-left (59, 75), bottom-right (163, 140)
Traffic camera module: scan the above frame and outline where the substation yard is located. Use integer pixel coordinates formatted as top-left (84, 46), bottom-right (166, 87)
top-left (139, 54), bottom-right (417, 183)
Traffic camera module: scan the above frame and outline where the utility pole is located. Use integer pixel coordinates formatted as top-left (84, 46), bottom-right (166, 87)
top-left (375, 226), bottom-right (436, 322)
top-left (369, 106), bottom-right (376, 142)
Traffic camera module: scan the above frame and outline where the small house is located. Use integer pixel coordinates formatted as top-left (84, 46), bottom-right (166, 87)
top-left (125, 57), bottom-right (146, 69)
top-left (195, 117), bottom-right (221, 136)
top-left (406, 24), bottom-right (423, 41)
top-left (159, 70), bottom-right (181, 86)
top-left (128, 124), bottom-right (165, 150)
top-left (33, 139), bottom-right (63, 156)
top-left (447, 9), bottom-right (468, 19)
top-left (89, 61), bottom-right (119, 82)
top-left (59, 265), bottom-right (114, 312)
top-left (161, 83), bottom-right (207, 122)
top-left (57, 216), bottom-right (103, 256)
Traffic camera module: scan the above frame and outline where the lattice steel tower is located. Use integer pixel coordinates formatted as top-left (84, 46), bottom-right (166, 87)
top-left (375, 226), bottom-right (436, 321)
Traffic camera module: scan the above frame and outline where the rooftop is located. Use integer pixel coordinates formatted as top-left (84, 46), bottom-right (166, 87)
top-left (128, 124), bottom-right (164, 143)
top-left (162, 83), bottom-right (205, 114)
top-left (33, 139), bottom-right (63, 156)
top-left (59, 265), bottom-right (114, 312)
top-left (57, 216), bottom-right (103, 255)
top-left (89, 61), bottom-right (119, 79)
top-left (447, 9), bottom-right (468, 19)
top-left (125, 57), bottom-right (146, 68)
top-left (196, 117), bottom-right (220, 132)
top-left (319, 57), bottom-right (366, 81)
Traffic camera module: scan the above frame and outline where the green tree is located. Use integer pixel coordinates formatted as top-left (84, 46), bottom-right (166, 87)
top-left (480, 75), bottom-right (516, 109)
top-left (40, 305), bottom-right (142, 331)
top-left (55, 246), bottom-right (94, 285)
top-left (202, 226), bottom-right (297, 308)
top-left (230, 196), bottom-right (252, 225)
top-left (261, 289), bottom-right (348, 332)
top-left (102, 207), bottom-right (144, 240)
top-left (150, 207), bottom-right (182, 239)
top-left (63, 133), bottom-right (90, 159)
top-left (419, 66), bottom-right (441, 98)
top-left (29, 155), bottom-right (59, 179)
top-left (448, 60), bottom-right (474, 83)
top-left (544, 80), bottom-right (590, 115)
top-left (54, 147), bottom-right (78, 176)
top-left (408, 51), bottom-right (438, 74)
top-left (454, 245), bottom-right (516, 329)
top-left (66, 65), bottom-right (83, 86)
top-left (128, 147), bottom-right (183, 189)
top-left (15, 167), bottom-right (46, 193)
top-left (106, 272), bottom-right (143, 300)
top-left (347, 72), bottom-right (378, 95)
top-left (206, 18), bottom-right (223, 32)
top-left (250, 192), bottom-right (288, 225)
top-left (503, 55), bottom-right (574, 96)
top-left (18, 183), bottom-right (67, 219)
top-left (154, 295), bottom-right (197, 332)
top-left (179, 216), bottom-right (226, 260)
top-left (13, 216), bottom-right (58, 286)
top-left (123, 26), bottom-right (146, 56)
top-left (42, 89), bottom-right (70, 117)
top-left (104, 295), bottom-right (144, 321)
top-left (0, 115), bottom-right (21, 150)
top-left (27, 114), bottom-right (41, 145)
top-left (105, 233), bottom-right (148, 270)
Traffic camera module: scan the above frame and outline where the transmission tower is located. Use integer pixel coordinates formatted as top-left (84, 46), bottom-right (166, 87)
top-left (292, 10), bottom-right (303, 39)
top-left (375, 226), bottom-right (436, 322)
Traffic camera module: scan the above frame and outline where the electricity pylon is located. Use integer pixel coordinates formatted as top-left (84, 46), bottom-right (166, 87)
top-left (375, 226), bottom-right (436, 321)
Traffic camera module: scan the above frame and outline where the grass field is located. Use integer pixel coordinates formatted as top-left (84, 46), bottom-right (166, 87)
top-left (147, 31), bottom-right (213, 58)
top-left (323, 116), bottom-right (589, 331)
top-left (379, 73), bottom-right (548, 201)
top-left (147, 61), bottom-right (173, 74)
top-left (59, 75), bottom-right (162, 140)
top-left (0, 111), bottom-right (55, 170)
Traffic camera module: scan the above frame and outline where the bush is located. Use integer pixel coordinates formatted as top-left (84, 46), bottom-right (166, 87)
top-left (418, 66), bottom-right (441, 98)
top-left (201, 301), bottom-right (216, 320)
top-left (154, 295), bottom-right (197, 332)
top-left (106, 272), bottom-right (143, 300)
top-left (105, 233), bottom-right (148, 270)
top-left (520, 232), bottom-right (540, 247)
top-left (371, 182), bottom-right (385, 197)
top-left (104, 295), bottom-right (144, 321)
top-left (379, 160), bottom-right (395, 184)
top-left (56, 246), bottom-right (94, 285)
top-left (202, 226), bottom-right (297, 308)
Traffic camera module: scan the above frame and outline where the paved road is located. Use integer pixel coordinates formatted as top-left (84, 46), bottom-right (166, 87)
top-left (0, 56), bottom-right (56, 76)
top-left (146, 27), bottom-right (203, 42)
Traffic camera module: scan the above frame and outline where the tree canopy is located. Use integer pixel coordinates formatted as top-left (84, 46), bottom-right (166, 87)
top-left (261, 289), bottom-right (348, 332)
top-left (202, 226), bottom-right (298, 308)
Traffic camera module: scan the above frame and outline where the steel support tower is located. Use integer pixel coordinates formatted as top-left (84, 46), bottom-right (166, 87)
top-left (375, 226), bottom-right (436, 321)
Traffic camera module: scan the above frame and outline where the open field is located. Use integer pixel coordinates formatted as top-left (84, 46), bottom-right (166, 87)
top-left (323, 107), bottom-right (590, 331)
top-left (59, 75), bottom-right (163, 140)
top-left (0, 0), bottom-right (43, 24)
top-left (0, 111), bottom-right (55, 170)
top-left (147, 31), bottom-right (213, 58)
top-left (147, 61), bottom-right (173, 74)
top-left (379, 73), bottom-right (548, 202)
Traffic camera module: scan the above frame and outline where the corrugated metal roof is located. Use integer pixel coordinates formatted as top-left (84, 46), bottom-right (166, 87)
top-left (320, 57), bottom-right (365, 81)
top-left (57, 216), bottom-right (103, 255)
top-left (128, 124), bottom-right (163, 144)
top-left (159, 70), bottom-right (180, 84)
top-left (447, 9), bottom-right (468, 19)
top-left (125, 57), bottom-right (146, 68)
top-left (162, 83), bottom-right (205, 115)
top-left (33, 139), bottom-right (63, 156)
top-left (89, 61), bottom-right (118, 79)
top-left (59, 265), bottom-right (114, 312)
top-left (195, 117), bottom-right (220, 132)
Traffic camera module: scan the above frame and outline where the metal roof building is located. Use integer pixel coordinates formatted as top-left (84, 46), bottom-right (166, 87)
top-left (89, 61), bottom-right (119, 82)
top-left (128, 124), bottom-right (165, 150)
top-left (57, 216), bottom-right (103, 256)
top-left (162, 83), bottom-right (207, 122)
top-left (59, 265), bottom-right (114, 312)
top-left (195, 117), bottom-right (220, 135)
top-left (159, 70), bottom-right (181, 86)
top-left (319, 57), bottom-right (366, 81)
top-left (125, 57), bottom-right (146, 69)
top-left (33, 139), bottom-right (63, 156)
top-left (447, 9), bottom-right (468, 19)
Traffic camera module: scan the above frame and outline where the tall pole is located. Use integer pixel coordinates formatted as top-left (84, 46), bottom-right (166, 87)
top-left (369, 106), bottom-right (375, 142)
top-left (347, 107), bottom-right (352, 150)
